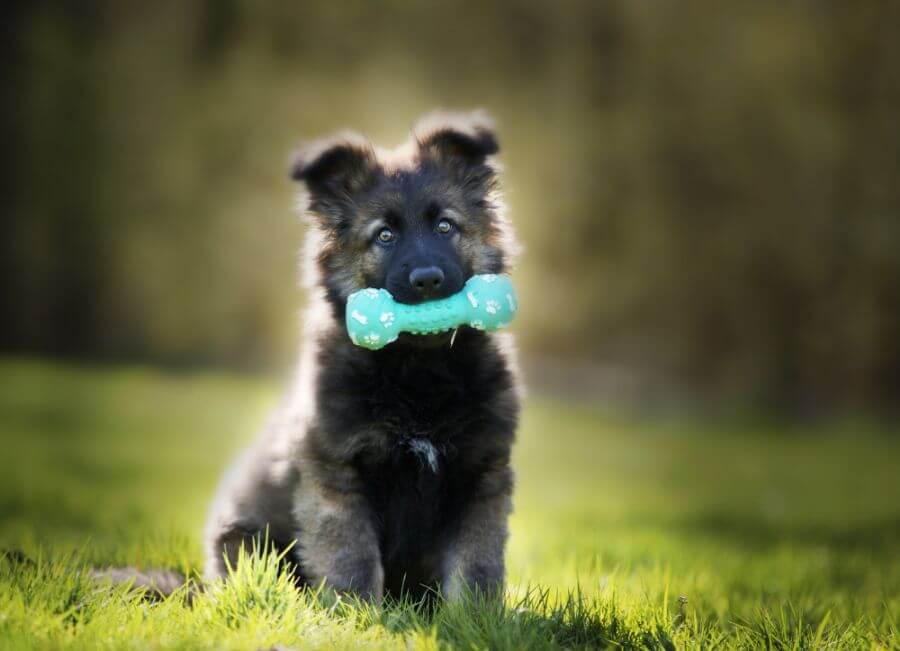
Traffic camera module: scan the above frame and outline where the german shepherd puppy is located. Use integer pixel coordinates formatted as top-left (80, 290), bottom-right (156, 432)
top-left (204, 111), bottom-right (521, 602)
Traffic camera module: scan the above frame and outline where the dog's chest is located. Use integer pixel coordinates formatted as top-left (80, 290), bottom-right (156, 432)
top-left (370, 367), bottom-right (475, 440)
top-left (358, 436), bottom-right (460, 566)
top-left (315, 336), bottom-right (511, 554)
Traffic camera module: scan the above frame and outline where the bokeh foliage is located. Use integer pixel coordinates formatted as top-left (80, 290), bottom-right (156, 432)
top-left (3, 1), bottom-right (899, 412)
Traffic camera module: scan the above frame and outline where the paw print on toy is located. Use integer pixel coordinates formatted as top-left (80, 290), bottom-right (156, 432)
top-left (363, 332), bottom-right (381, 346)
top-left (485, 299), bottom-right (501, 315)
top-left (380, 311), bottom-right (395, 328)
top-left (470, 319), bottom-right (485, 330)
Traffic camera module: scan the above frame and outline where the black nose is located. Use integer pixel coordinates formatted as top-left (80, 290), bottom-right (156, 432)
top-left (409, 266), bottom-right (445, 298)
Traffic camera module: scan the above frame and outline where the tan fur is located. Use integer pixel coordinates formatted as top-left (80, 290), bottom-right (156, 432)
top-left (293, 475), bottom-right (383, 601)
top-left (441, 488), bottom-right (512, 600)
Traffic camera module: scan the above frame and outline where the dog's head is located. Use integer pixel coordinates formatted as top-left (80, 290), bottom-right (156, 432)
top-left (292, 111), bottom-right (515, 318)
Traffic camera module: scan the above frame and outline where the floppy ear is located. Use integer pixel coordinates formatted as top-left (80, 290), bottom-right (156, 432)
top-left (415, 110), bottom-right (499, 165)
top-left (290, 132), bottom-right (377, 202)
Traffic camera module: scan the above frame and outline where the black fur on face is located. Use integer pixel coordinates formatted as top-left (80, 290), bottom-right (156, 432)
top-left (291, 111), bottom-right (515, 317)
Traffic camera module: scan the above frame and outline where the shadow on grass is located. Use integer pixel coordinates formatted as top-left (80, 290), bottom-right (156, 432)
top-left (361, 586), bottom-right (678, 650)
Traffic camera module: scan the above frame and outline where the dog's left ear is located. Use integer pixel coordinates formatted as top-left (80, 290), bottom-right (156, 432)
top-left (290, 132), bottom-right (378, 229)
top-left (290, 132), bottom-right (376, 197)
top-left (415, 110), bottom-right (499, 166)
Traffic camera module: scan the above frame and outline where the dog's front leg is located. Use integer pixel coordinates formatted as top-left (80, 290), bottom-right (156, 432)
top-left (442, 465), bottom-right (513, 601)
top-left (295, 477), bottom-right (383, 601)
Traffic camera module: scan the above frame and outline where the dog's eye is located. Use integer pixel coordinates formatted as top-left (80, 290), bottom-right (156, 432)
top-left (376, 227), bottom-right (395, 244)
top-left (436, 219), bottom-right (454, 235)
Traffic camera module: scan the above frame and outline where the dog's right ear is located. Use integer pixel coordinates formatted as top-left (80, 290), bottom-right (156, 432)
top-left (415, 110), bottom-right (499, 165)
top-left (290, 133), bottom-right (377, 221)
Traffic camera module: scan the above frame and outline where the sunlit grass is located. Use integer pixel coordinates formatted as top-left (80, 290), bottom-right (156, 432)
top-left (0, 358), bottom-right (898, 648)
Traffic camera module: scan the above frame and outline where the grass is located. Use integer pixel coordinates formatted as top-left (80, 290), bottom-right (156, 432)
top-left (0, 357), bottom-right (898, 649)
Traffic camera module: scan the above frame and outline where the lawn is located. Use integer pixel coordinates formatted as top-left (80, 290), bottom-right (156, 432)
top-left (0, 358), bottom-right (898, 649)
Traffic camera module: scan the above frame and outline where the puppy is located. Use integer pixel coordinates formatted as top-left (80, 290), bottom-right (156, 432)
top-left (204, 111), bottom-right (521, 602)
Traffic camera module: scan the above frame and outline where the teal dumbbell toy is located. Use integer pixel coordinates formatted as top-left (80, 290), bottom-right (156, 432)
top-left (346, 274), bottom-right (517, 350)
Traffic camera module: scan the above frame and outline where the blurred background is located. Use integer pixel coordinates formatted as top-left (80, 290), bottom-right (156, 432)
top-left (2, 0), bottom-right (899, 416)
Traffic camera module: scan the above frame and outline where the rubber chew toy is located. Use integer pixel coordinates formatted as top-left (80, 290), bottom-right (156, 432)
top-left (346, 274), bottom-right (517, 350)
